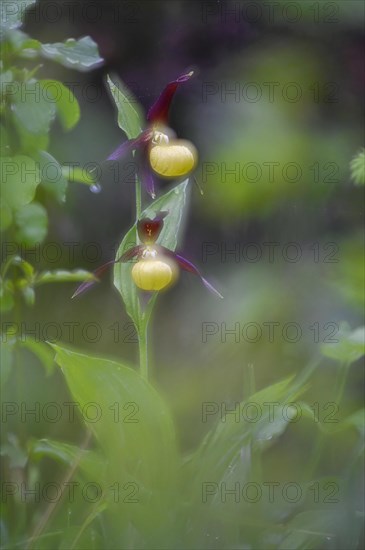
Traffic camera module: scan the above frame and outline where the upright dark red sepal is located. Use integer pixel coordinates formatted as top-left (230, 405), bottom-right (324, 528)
top-left (147, 71), bottom-right (194, 124)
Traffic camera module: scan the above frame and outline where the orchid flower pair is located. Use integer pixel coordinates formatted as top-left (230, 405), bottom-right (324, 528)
top-left (73, 71), bottom-right (222, 299)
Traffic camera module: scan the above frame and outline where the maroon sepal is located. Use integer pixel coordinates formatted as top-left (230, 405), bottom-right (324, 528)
top-left (137, 212), bottom-right (168, 245)
top-left (71, 245), bottom-right (144, 298)
top-left (106, 129), bottom-right (153, 161)
top-left (159, 246), bottom-right (223, 298)
top-left (147, 71), bottom-right (194, 124)
top-left (116, 244), bottom-right (145, 263)
top-left (71, 260), bottom-right (115, 299)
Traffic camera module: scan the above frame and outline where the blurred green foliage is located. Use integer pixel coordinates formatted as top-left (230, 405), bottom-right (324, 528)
top-left (1, 1), bottom-right (364, 549)
top-left (0, 1), bottom-right (101, 313)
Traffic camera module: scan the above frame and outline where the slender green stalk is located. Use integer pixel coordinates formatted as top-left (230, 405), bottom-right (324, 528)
top-left (135, 174), bottom-right (142, 220)
top-left (134, 174), bottom-right (150, 380)
top-left (138, 321), bottom-right (149, 380)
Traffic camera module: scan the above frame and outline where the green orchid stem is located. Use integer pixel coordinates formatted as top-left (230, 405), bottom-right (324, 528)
top-left (138, 321), bottom-right (149, 381)
top-left (135, 175), bottom-right (142, 220)
top-left (134, 174), bottom-right (149, 380)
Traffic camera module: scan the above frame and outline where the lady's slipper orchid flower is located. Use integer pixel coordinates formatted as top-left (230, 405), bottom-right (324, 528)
top-left (72, 212), bottom-right (223, 299)
top-left (106, 71), bottom-right (197, 198)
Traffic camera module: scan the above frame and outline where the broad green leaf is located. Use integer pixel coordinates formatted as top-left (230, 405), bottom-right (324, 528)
top-left (62, 165), bottom-right (98, 186)
top-left (0, 338), bottom-right (15, 385)
top-left (142, 180), bottom-right (190, 249)
top-left (14, 202), bottom-right (48, 245)
top-left (114, 179), bottom-right (190, 329)
top-left (58, 506), bottom-right (106, 550)
top-left (20, 284), bottom-right (35, 306)
top-left (30, 438), bottom-right (105, 480)
top-left (20, 339), bottom-right (55, 376)
top-left (51, 343), bottom-right (178, 537)
top-left (41, 36), bottom-right (104, 71)
top-left (321, 325), bottom-right (365, 364)
top-left (37, 151), bottom-right (68, 202)
top-left (0, 124), bottom-right (11, 155)
top-left (0, 0), bottom-right (36, 37)
top-left (1, 28), bottom-right (39, 57)
top-left (186, 376), bottom-right (307, 490)
top-left (18, 37), bottom-right (41, 59)
top-left (182, 376), bottom-right (311, 545)
top-left (350, 148), bottom-right (365, 185)
top-left (2, 256), bottom-right (35, 305)
top-left (114, 224), bottom-right (142, 329)
top-left (30, 438), bottom-right (107, 549)
top-left (299, 402), bottom-right (364, 436)
top-left (0, 434), bottom-right (27, 468)
top-left (253, 402), bottom-right (302, 448)
top-left (3, 254), bottom-right (34, 279)
top-left (11, 78), bottom-right (56, 137)
top-left (0, 256), bottom-right (34, 309)
top-left (330, 236), bottom-right (364, 309)
top-left (0, 198), bottom-right (12, 230)
top-left (0, 127), bottom-right (10, 159)
top-left (1, 28), bottom-right (28, 51)
top-left (107, 74), bottom-right (144, 139)
top-left (35, 269), bottom-right (96, 285)
top-left (0, 155), bottom-right (40, 208)
top-left (279, 509), bottom-right (345, 550)
top-left (0, 69), bottom-right (13, 94)
top-left (40, 79), bottom-right (80, 130)
top-left (342, 409), bottom-right (365, 435)
top-left (0, 279), bottom-right (14, 312)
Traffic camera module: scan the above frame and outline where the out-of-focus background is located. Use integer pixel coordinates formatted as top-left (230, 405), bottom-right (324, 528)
top-left (17, 0), bottom-right (363, 442)
top-left (2, 0), bottom-right (364, 548)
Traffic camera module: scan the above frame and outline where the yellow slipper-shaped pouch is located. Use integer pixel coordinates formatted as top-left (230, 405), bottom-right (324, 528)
top-left (132, 258), bottom-right (179, 291)
top-left (149, 140), bottom-right (197, 178)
